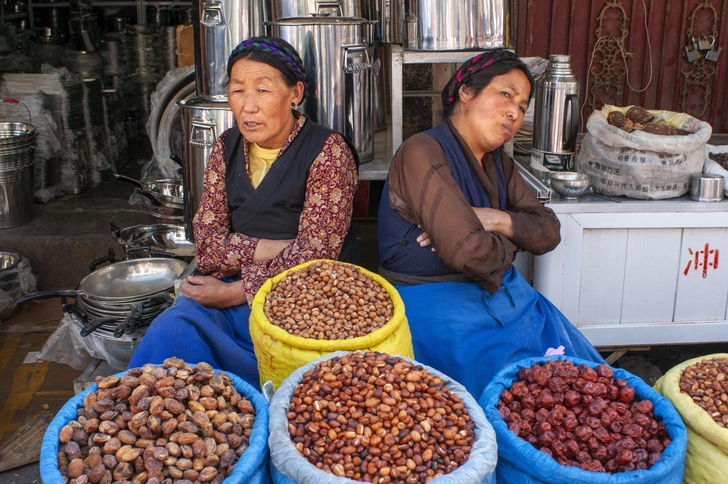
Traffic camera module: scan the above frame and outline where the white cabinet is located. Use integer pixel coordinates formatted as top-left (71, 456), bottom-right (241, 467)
top-left (533, 196), bottom-right (728, 347)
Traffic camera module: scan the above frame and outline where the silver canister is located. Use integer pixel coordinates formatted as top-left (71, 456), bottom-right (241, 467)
top-left (270, 17), bottom-right (374, 162)
top-left (268, 0), bottom-right (373, 20)
top-left (690, 174), bottom-right (725, 202)
top-left (178, 98), bottom-right (236, 239)
top-left (531, 55), bottom-right (581, 176)
top-left (193, 0), bottom-right (266, 100)
top-left (402, 0), bottom-right (509, 50)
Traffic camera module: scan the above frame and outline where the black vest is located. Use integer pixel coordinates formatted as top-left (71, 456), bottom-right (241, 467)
top-left (224, 119), bottom-right (359, 263)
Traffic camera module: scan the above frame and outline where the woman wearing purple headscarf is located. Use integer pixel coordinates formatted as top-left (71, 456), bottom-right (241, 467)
top-left (129, 37), bottom-right (359, 388)
top-left (377, 50), bottom-right (602, 399)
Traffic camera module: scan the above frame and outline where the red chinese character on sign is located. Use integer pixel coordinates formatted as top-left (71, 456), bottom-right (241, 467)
top-left (683, 243), bottom-right (720, 278)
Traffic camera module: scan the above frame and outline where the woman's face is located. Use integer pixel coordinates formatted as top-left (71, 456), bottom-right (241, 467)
top-left (455, 69), bottom-right (531, 158)
top-left (227, 58), bottom-right (304, 149)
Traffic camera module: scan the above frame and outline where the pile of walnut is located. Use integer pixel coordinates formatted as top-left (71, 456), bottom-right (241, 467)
top-left (498, 360), bottom-right (670, 473)
top-left (57, 358), bottom-right (256, 484)
top-left (264, 261), bottom-right (394, 340)
top-left (607, 106), bottom-right (688, 136)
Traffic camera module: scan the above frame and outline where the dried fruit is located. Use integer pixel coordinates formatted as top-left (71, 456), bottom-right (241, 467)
top-left (57, 358), bottom-right (255, 482)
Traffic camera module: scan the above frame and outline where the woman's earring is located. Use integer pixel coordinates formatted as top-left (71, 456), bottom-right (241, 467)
top-left (291, 102), bottom-right (296, 107)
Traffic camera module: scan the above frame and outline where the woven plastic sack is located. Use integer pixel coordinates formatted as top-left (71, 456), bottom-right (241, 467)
top-left (249, 260), bottom-right (413, 390)
top-left (40, 367), bottom-right (271, 484)
top-left (269, 350), bottom-right (498, 484)
top-left (479, 355), bottom-right (687, 484)
top-left (654, 353), bottom-right (728, 484)
top-left (576, 105), bottom-right (711, 200)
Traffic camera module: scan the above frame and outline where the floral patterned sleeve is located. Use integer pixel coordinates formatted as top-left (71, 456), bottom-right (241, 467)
top-left (239, 133), bottom-right (358, 303)
top-left (193, 130), bottom-right (259, 277)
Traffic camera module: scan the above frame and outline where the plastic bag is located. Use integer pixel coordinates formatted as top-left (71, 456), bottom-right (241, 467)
top-left (479, 355), bottom-right (688, 484)
top-left (576, 105), bottom-right (711, 200)
top-left (703, 144), bottom-right (728, 195)
top-left (40, 367), bottom-right (271, 484)
top-left (269, 351), bottom-right (498, 484)
top-left (249, 260), bottom-right (414, 390)
top-left (0, 256), bottom-right (38, 323)
top-left (654, 353), bottom-right (728, 484)
top-left (37, 313), bottom-right (95, 371)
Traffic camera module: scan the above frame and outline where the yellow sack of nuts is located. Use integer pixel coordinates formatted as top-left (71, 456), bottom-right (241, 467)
top-left (249, 260), bottom-right (413, 389)
top-left (654, 353), bottom-right (728, 484)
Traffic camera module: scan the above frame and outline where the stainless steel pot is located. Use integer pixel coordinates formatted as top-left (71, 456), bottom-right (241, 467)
top-left (114, 174), bottom-right (184, 207)
top-left (193, 0), bottom-right (266, 100)
top-left (179, 97), bottom-right (236, 239)
top-left (271, 17), bottom-right (374, 162)
top-left (402, 0), bottom-right (509, 50)
top-left (268, 0), bottom-right (373, 20)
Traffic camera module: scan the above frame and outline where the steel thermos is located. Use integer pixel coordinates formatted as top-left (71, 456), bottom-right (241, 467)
top-left (531, 55), bottom-right (580, 176)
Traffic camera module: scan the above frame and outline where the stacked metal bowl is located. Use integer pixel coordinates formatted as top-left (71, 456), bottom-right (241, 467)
top-left (70, 258), bottom-right (187, 368)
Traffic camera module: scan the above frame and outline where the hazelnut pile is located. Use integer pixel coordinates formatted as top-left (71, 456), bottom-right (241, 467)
top-left (287, 352), bottom-right (475, 482)
top-left (57, 358), bottom-right (256, 484)
top-left (498, 360), bottom-right (670, 473)
top-left (679, 358), bottom-right (728, 427)
top-left (264, 261), bottom-right (394, 340)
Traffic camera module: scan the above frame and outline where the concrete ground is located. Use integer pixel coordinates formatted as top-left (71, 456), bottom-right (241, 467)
top-left (0, 145), bottom-right (726, 482)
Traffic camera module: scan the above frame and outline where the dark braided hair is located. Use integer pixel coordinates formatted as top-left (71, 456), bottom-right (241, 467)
top-left (226, 36), bottom-right (308, 105)
top-left (442, 50), bottom-right (534, 119)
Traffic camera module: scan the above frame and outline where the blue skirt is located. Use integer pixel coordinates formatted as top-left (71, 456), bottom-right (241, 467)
top-left (396, 267), bottom-right (604, 400)
top-left (128, 297), bottom-right (260, 390)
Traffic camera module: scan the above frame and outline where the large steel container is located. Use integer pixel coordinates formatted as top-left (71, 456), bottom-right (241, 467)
top-left (269, 0), bottom-right (373, 20)
top-left (193, 0), bottom-right (265, 100)
top-left (178, 98), bottom-right (236, 239)
top-left (270, 17), bottom-right (374, 162)
top-left (531, 55), bottom-right (580, 174)
top-left (401, 0), bottom-right (509, 50)
top-left (0, 122), bottom-right (37, 229)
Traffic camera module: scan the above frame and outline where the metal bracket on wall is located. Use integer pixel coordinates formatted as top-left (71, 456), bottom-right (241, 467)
top-left (680, 0), bottom-right (719, 119)
top-left (589, 0), bottom-right (630, 112)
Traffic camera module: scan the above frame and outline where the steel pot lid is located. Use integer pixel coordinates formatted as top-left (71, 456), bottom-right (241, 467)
top-left (78, 258), bottom-right (187, 299)
top-left (178, 98), bottom-right (232, 110)
top-left (0, 251), bottom-right (20, 271)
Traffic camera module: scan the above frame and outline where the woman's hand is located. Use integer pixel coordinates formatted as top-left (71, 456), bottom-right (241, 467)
top-left (253, 238), bottom-right (294, 263)
top-left (181, 275), bottom-right (247, 309)
top-left (473, 207), bottom-right (514, 238)
top-left (416, 226), bottom-right (436, 252)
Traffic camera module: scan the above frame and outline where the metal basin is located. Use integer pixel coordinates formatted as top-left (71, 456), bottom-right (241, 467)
top-left (0, 252), bottom-right (20, 271)
top-left (78, 258), bottom-right (187, 300)
top-left (113, 223), bottom-right (194, 257)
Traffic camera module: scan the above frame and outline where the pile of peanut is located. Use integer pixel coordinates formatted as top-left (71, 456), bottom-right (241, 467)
top-left (498, 360), bottom-right (670, 473)
top-left (287, 352), bottom-right (475, 482)
top-left (679, 358), bottom-right (728, 427)
top-left (57, 358), bottom-right (256, 484)
top-left (264, 261), bottom-right (393, 340)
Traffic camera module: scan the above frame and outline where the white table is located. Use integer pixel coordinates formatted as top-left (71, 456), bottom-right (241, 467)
top-left (532, 192), bottom-right (728, 348)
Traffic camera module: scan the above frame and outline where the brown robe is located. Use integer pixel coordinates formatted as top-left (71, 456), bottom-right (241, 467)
top-left (386, 120), bottom-right (562, 292)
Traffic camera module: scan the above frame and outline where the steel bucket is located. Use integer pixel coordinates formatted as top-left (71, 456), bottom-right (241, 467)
top-left (402, 0), bottom-right (509, 50)
top-left (193, 0), bottom-right (266, 100)
top-left (178, 97), bottom-right (236, 240)
top-left (270, 17), bottom-right (374, 162)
